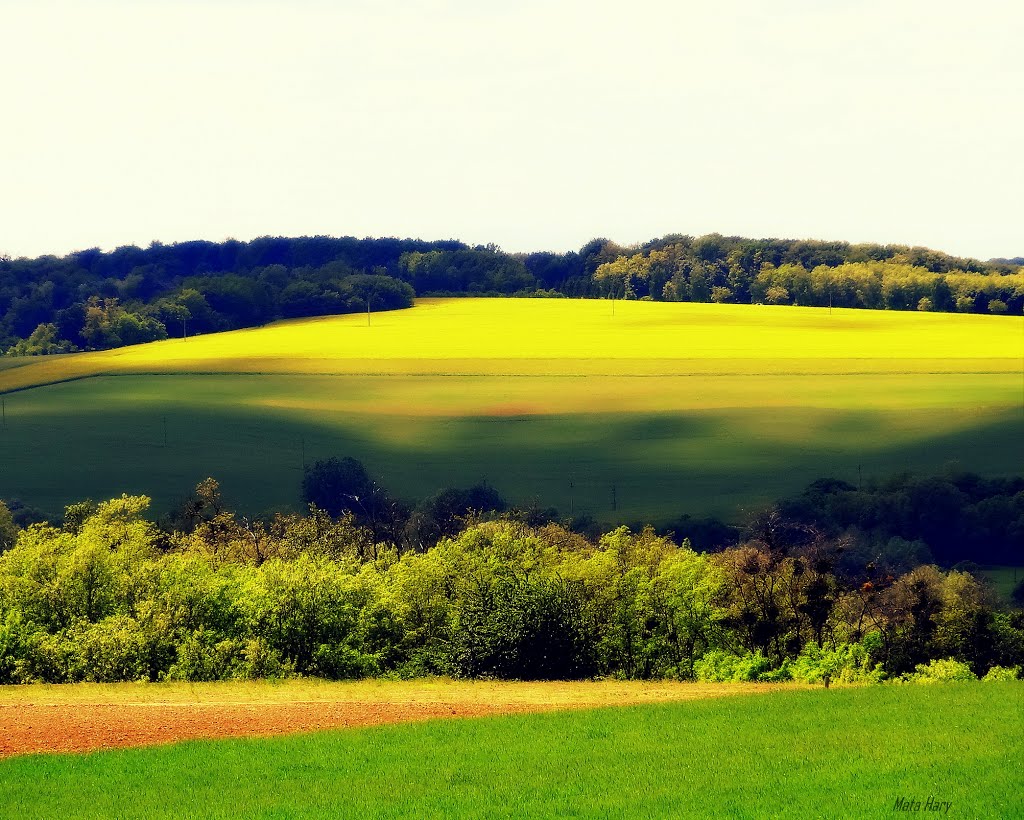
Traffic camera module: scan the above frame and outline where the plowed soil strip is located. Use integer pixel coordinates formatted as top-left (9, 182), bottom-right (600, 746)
top-left (0, 701), bottom-right (541, 758)
top-left (0, 682), bottom-right (788, 758)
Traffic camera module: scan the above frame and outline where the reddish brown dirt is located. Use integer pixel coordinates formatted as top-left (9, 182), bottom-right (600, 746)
top-left (0, 682), bottom-right (792, 758)
top-left (0, 700), bottom-right (548, 758)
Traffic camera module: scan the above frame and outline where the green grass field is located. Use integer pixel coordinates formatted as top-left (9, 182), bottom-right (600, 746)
top-left (1, 683), bottom-right (1020, 819)
top-left (0, 298), bottom-right (1020, 521)
top-left (979, 566), bottom-right (1024, 602)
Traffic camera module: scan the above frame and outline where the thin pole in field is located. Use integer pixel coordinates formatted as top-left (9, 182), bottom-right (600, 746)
top-left (367, 288), bottom-right (379, 327)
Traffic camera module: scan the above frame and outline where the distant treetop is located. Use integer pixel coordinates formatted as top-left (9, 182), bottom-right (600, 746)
top-left (2, 233), bottom-right (1021, 356)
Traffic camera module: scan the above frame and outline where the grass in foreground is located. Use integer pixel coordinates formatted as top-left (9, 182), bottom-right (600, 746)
top-left (0, 683), bottom-right (1019, 819)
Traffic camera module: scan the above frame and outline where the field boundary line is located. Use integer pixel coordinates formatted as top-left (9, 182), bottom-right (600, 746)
top-left (2, 368), bottom-right (1018, 396)
top-left (0, 372), bottom-right (117, 396)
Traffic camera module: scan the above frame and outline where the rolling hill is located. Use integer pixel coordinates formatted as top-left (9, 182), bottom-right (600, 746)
top-left (0, 298), bottom-right (1020, 521)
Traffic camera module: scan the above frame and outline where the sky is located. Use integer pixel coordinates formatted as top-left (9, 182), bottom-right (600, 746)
top-left (2, 0), bottom-right (1021, 261)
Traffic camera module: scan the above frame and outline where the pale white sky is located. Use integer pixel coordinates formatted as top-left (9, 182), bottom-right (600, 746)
top-left (2, 0), bottom-right (1021, 261)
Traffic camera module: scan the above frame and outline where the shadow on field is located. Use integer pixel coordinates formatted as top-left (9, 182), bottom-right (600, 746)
top-left (0, 376), bottom-right (1021, 522)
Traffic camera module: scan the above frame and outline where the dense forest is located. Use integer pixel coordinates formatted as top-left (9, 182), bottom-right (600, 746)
top-left (2, 234), bottom-right (1022, 354)
top-left (3, 463), bottom-right (1021, 569)
top-left (294, 458), bottom-right (1024, 568)
top-left (0, 467), bottom-right (1020, 685)
top-left (0, 484), bottom-right (1020, 685)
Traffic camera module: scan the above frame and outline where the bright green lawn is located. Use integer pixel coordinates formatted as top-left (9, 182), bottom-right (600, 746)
top-left (1, 684), bottom-right (1020, 819)
top-left (0, 299), bottom-right (1020, 521)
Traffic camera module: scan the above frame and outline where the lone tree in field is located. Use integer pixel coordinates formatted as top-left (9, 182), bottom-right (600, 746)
top-left (302, 457), bottom-right (376, 517)
top-left (301, 457), bottom-right (407, 543)
top-left (338, 273), bottom-right (415, 326)
top-left (594, 255), bottom-right (649, 309)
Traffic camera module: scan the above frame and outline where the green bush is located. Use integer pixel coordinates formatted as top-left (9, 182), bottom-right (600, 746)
top-left (309, 643), bottom-right (380, 679)
top-left (166, 631), bottom-right (244, 681)
top-left (236, 637), bottom-right (293, 679)
top-left (902, 658), bottom-right (977, 684)
top-left (982, 665), bottom-right (1020, 681)
top-left (734, 651), bottom-right (783, 681)
top-left (72, 615), bottom-right (157, 682)
top-left (790, 641), bottom-right (886, 684)
top-left (694, 650), bottom-right (786, 682)
top-left (0, 493), bottom-right (1022, 683)
top-left (693, 650), bottom-right (740, 682)
top-left (0, 611), bottom-right (29, 683)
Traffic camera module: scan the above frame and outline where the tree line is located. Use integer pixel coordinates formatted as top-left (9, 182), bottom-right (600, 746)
top-left (3, 233), bottom-right (1022, 354)
top-left (295, 457), bottom-right (1024, 568)
top-left (3, 462), bottom-right (1020, 572)
top-left (0, 469), bottom-right (1020, 685)
top-left (777, 474), bottom-right (1024, 568)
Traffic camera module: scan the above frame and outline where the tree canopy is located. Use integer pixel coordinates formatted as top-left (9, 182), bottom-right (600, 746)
top-left (3, 233), bottom-right (1020, 356)
top-left (0, 486), bottom-right (1020, 684)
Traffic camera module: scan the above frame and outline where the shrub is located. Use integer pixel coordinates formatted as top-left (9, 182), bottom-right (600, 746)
top-left (734, 651), bottom-right (783, 681)
top-left (0, 611), bottom-right (29, 683)
top-left (0, 502), bottom-right (17, 553)
top-left (982, 665), bottom-right (1020, 681)
top-left (73, 615), bottom-right (155, 682)
top-left (694, 650), bottom-right (741, 682)
top-left (236, 637), bottom-right (292, 679)
top-left (166, 631), bottom-right (243, 681)
top-left (790, 641), bottom-right (887, 684)
top-left (902, 658), bottom-right (977, 684)
top-left (309, 643), bottom-right (380, 679)
top-left (694, 650), bottom-right (786, 682)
